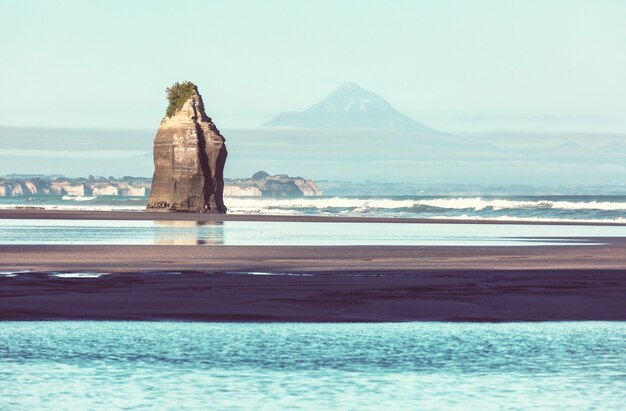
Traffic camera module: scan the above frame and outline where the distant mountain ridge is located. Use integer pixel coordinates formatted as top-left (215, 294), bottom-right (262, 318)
top-left (262, 82), bottom-right (441, 133)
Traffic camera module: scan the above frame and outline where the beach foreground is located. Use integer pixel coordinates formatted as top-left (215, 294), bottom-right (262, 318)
top-left (1, 210), bottom-right (625, 321)
top-left (3, 322), bottom-right (625, 409)
top-left (2, 244), bottom-right (626, 322)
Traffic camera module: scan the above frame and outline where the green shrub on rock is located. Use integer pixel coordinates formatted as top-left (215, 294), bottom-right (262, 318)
top-left (165, 81), bottom-right (196, 117)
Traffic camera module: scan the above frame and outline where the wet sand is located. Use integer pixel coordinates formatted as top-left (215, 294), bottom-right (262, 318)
top-left (1, 267), bottom-right (625, 322)
top-left (1, 210), bottom-right (625, 321)
top-left (1, 240), bottom-right (626, 322)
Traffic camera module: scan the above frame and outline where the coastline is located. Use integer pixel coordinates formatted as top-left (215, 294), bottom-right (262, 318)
top-left (1, 209), bottom-right (625, 322)
top-left (1, 208), bottom-right (626, 226)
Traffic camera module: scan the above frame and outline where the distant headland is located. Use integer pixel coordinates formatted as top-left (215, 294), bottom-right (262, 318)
top-left (0, 172), bottom-right (322, 198)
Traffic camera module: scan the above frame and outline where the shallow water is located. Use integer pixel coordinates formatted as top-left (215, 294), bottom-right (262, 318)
top-left (1, 219), bottom-right (625, 246)
top-left (0, 322), bottom-right (624, 410)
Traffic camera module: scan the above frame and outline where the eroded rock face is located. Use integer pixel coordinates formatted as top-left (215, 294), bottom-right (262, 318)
top-left (147, 86), bottom-right (227, 213)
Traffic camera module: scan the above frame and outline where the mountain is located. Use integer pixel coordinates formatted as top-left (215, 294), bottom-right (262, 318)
top-left (261, 82), bottom-right (441, 133)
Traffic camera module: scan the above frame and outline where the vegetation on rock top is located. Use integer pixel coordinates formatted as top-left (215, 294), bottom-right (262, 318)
top-left (165, 81), bottom-right (196, 117)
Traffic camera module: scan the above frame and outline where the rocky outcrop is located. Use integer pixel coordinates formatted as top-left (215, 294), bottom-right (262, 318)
top-left (147, 82), bottom-right (227, 213)
top-left (224, 171), bottom-right (323, 197)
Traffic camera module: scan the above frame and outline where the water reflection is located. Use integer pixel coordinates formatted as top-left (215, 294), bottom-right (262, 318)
top-left (0, 219), bottom-right (625, 246)
top-left (153, 220), bottom-right (224, 245)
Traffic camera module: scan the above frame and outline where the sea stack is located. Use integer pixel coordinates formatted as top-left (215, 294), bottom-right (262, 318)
top-left (147, 81), bottom-right (227, 213)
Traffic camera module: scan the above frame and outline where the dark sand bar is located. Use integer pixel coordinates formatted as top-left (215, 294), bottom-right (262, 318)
top-left (1, 210), bottom-right (626, 321)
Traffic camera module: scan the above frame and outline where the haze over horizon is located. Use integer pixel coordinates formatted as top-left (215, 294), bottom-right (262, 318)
top-left (2, 0), bottom-right (626, 186)
top-left (2, 0), bottom-right (626, 133)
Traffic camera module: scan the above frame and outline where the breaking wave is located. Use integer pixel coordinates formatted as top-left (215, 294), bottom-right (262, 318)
top-left (62, 195), bottom-right (97, 201)
top-left (1, 195), bottom-right (626, 222)
top-left (224, 196), bottom-right (626, 222)
top-left (225, 196), bottom-right (626, 212)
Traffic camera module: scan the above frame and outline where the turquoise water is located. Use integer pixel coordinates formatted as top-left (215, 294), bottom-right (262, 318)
top-left (1, 322), bottom-right (625, 410)
top-left (1, 219), bottom-right (625, 246)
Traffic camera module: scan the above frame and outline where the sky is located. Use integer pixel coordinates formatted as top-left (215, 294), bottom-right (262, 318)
top-left (1, 0), bottom-right (626, 133)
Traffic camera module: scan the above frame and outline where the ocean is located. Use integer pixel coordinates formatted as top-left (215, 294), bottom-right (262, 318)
top-left (1, 322), bottom-right (625, 410)
top-left (1, 194), bottom-right (626, 223)
top-left (3, 194), bottom-right (625, 246)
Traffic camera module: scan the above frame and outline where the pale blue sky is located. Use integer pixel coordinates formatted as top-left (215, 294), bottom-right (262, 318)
top-left (1, 0), bottom-right (625, 132)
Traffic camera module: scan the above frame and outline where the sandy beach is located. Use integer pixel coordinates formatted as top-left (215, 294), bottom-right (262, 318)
top-left (1, 210), bottom-right (625, 321)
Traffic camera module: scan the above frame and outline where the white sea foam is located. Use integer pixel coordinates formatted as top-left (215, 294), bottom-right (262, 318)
top-left (226, 197), bottom-right (416, 212)
top-left (0, 204), bottom-right (145, 212)
top-left (418, 197), bottom-right (626, 211)
top-left (1, 196), bottom-right (625, 223)
top-left (0, 271), bottom-right (20, 277)
top-left (421, 215), bottom-right (626, 224)
top-left (51, 272), bottom-right (105, 278)
top-left (224, 196), bottom-right (626, 212)
top-left (62, 195), bottom-right (97, 201)
top-left (227, 271), bottom-right (315, 277)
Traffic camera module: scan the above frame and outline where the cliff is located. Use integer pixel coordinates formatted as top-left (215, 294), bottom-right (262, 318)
top-left (0, 177), bottom-right (54, 196)
top-left (147, 82), bottom-right (227, 213)
top-left (0, 173), bottom-right (323, 198)
top-left (0, 176), bottom-right (151, 197)
top-left (224, 171), bottom-right (323, 197)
